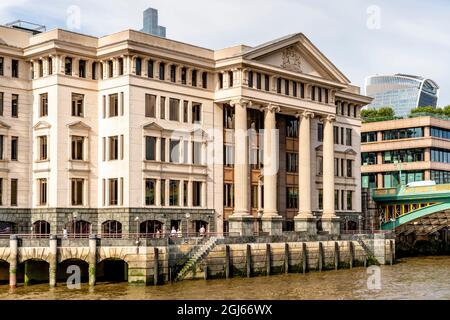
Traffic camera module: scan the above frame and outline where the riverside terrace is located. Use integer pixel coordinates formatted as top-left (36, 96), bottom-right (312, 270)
top-left (0, 231), bottom-right (395, 287)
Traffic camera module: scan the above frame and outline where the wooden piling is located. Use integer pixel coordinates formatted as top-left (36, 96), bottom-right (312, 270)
top-left (334, 241), bottom-right (340, 270)
top-left (284, 243), bottom-right (289, 274)
top-left (225, 245), bottom-right (231, 279)
top-left (302, 242), bottom-right (307, 274)
top-left (349, 241), bottom-right (354, 269)
top-left (266, 243), bottom-right (271, 276)
top-left (246, 244), bottom-right (251, 278)
top-left (153, 247), bottom-right (159, 285)
top-left (318, 242), bottom-right (323, 272)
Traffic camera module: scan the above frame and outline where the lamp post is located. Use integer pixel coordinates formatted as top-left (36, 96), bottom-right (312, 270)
top-left (390, 217), bottom-right (396, 238)
top-left (185, 212), bottom-right (190, 237)
top-left (72, 211), bottom-right (78, 239)
top-left (134, 216), bottom-right (140, 238)
top-left (358, 215), bottom-right (363, 234)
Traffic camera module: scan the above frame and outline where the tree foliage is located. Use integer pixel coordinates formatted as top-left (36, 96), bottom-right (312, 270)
top-left (361, 106), bottom-right (395, 119)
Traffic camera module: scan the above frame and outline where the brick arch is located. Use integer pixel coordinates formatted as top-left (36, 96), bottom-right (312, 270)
top-left (57, 247), bottom-right (90, 264)
top-left (18, 248), bottom-right (51, 264)
top-left (97, 247), bottom-right (131, 264)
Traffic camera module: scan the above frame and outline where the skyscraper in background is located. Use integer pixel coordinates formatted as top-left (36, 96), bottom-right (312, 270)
top-left (140, 7), bottom-right (166, 37)
top-left (364, 74), bottom-right (439, 117)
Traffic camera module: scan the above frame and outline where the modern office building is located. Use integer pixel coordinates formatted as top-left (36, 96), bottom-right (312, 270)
top-left (0, 25), bottom-right (371, 237)
top-left (140, 7), bottom-right (166, 37)
top-left (364, 74), bottom-right (439, 117)
top-left (361, 115), bottom-right (450, 190)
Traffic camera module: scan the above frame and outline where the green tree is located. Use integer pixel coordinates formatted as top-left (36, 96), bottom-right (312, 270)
top-left (443, 105), bottom-right (450, 117)
top-left (360, 108), bottom-right (378, 119)
top-left (410, 106), bottom-right (443, 114)
top-left (376, 107), bottom-right (395, 117)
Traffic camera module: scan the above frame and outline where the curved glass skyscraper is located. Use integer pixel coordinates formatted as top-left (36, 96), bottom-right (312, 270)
top-left (364, 74), bottom-right (439, 117)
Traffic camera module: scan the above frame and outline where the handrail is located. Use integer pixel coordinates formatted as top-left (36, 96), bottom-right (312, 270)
top-left (0, 232), bottom-right (237, 239)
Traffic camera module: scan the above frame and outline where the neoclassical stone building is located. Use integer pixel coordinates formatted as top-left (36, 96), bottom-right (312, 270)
top-left (0, 25), bottom-right (371, 236)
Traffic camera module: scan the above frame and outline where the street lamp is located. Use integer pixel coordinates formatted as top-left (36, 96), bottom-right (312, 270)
top-left (390, 217), bottom-right (396, 238)
top-left (185, 212), bottom-right (190, 237)
top-left (358, 215), bottom-right (363, 233)
top-left (134, 216), bottom-right (140, 238)
top-left (72, 211), bottom-right (78, 239)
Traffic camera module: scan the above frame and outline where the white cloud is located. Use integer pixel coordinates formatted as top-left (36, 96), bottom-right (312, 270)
top-left (1, 0), bottom-right (449, 105)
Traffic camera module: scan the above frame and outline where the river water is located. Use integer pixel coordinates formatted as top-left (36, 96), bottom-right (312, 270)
top-left (0, 256), bottom-right (449, 300)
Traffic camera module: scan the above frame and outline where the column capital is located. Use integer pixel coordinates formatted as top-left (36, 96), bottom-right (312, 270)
top-left (296, 110), bottom-right (314, 119)
top-left (230, 98), bottom-right (251, 108)
top-left (322, 114), bottom-right (336, 123)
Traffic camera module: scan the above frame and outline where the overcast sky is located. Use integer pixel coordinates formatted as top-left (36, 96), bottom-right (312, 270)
top-left (1, 0), bottom-right (449, 105)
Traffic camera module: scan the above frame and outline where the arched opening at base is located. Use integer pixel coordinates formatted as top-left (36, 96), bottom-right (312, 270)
top-left (17, 259), bottom-right (49, 285)
top-left (57, 259), bottom-right (89, 283)
top-left (96, 259), bottom-right (128, 283)
top-left (0, 260), bottom-right (9, 284)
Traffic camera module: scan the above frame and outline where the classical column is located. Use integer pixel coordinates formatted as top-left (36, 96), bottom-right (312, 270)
top-left (322, 115), bottom-right (340, 236)
top-left (294, 111), bottom-right (317, 234)
top-left (228, 99), bottom-right (254, 236)
top-left (262, 104), bottom-right (282, 235)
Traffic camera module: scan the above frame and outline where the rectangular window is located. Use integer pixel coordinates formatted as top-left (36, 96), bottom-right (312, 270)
top-left (64, 58), bottom-right (72, 76)
top-left (108, 136), bottom-right (118, 160)
top-left (218, 73), bottom-right (223, 89)
top-left (79, 60), bottom-right (86, 78)
top-left (341, 158), bottom-right (345, 177)
top-left (317, 156), bottom-right (323, 175)
top-left (224, 145), bottom-right (234, 167)
top-left (192, 141), bottom-right (202, 165)
top-left (192, 103), bottom-right (201, 123)
top-left (0, 136), bottom-right (3, 160)
top-left (183, 140), bottom-right (189, 164)
top-left (224, 183), bottom-right (234, 208)
top-left (311, 86), bottom-right (316, 101)
top-left (11, 136), bottom-right (18, 161)
top-left (347, 191), bottom-right (353, 210)
top-left (169, 98), bottom-right (180, 121)
top-left (251, 185), bottom-right (258, 209)
top-left (0, 92), bottom-right (3, 116)
top-left (286, 153), bottom-right (298, 173)
top-left (334, 190), bottom-right (339, 210)
top-left (193, 181), bottom-right (202, 207)
top-left (71, 136), bottom-right (84, 160)
top-left (11, 59), bottom-right (19, 78)
top-left (299, 83), bottom-right (305, 98)
top-left (38, 178), bottom-right (47, 205)
top-left (40, 93), bottom-right (48, 117)
top-left (202, 72), bottom-right (207, 89)
top-left (160, 179), bottom-right (166, 206)
top-left (318, 88), bottom-right (322, 102)
top-left (286, 187), bottom-right (298, 209)
top-left (160, 138), bottom-right (166, 162)
top-left (317, 123), bottom-right (323, 142)
top-left (340, 127), bottom-right (344, 145)
top-left (169, 139), bottom-right (180, 163)
top-left (181, 67), bottom-right (186, 84)
top-left (334, 126), bottom-right (339, 144)
top-left (347, 159), bottom-right (353, 177)
top-left (10, 179), bottom-right (17, 206)
top-left (334, 158), bottom-right (339, 176)
top-left (170, 65), bottom-right (176, 82)
top-left (0, 57), bottom-right (3, 76)
top-left (318, 189), bottom-right (323, 210)
top-left (277, 78), bottom-right (281, 94)
top-left (169, 180), bottom-right (179, 206)
top-left (145, 136), bottom-right (156, 161)
top-left (248, 71), bottom-right (253, 88)
top-left (146, 60), bottom-right (153, 78)
top-left (264, 75), bottom-right (270, 91)
top-left (183, 101), bottom-right (189, 123)
top-left (0, 178), bottom-right (2, 205)
top-left (145, 179), bottom-right (156, 205)
top-left (135, 57), bottom-right (142, 76)
top-left (109, 93), bottom-right (118, 117)
top-left (284, 79), bottom-right (289, 95)
top-left (293, 81), bottom-right (297, 97)
top-left (346, 128), bottom-right (352, 146)
top-left (160, 96), bottom-right (166, 119)
top-left (71, 178), bottom-right (84, 205)
top-left (256, 73), bottom-right (261, 89)
top-left (118, 58), bottom-right (124, 76)
top-left (286, 118), bottom-right (299, 138)
top-left (39, 136), bottom-right (48, 160)
top-left (72, 93), bottom-right (84, 117)
top-left (325, 89), bottom-right (329, 104)
top-left (92, 62), bottom-right (97, 80)
top-left (11, 94), bottom-right (18, 118)
top-left (159, 62), bottom-right (165, 80)
top-left (183, 181), bottom-right (188, 207)
top-left (145, 94), bottom-right (156, 118)
top-left (108, 178), bottom-right (118, 205)
top-left (191, 70), bottom-right (197, 86)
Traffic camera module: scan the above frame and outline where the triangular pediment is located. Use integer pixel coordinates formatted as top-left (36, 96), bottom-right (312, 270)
top-left (344, 148), bottom-right (357, 156)
top-left (191, 128), bottom-right (209, 139)
top-left (0, 121), bottom-right (10, 130)
top-left (243, 33), bottom-right (349, 84)
top-left (33, 120), bottom-right (51, 130)
top-left (143, 121), bottom-right (170, 132)
top-left (67, 121), bottom-right (91, 130)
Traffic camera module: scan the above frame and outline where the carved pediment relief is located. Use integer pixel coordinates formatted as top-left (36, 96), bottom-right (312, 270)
top-left (33, 120), bottom-right (51, 130)
top-left (142, 121), bottom-right (172, 133)
top-left (281, 46), bottom-right (303, 73)
top-left (67, 121), bottom-right (91, 131)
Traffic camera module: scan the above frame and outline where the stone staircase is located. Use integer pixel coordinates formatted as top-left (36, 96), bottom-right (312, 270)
top-left (175, 236), bottom-right (218, 281)
top-left (353, 234), bottom-right (376, 261)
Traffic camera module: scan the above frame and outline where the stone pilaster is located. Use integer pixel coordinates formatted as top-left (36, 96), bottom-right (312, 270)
top-left (9, 235), bottom-right (18, 288)
top-left (88, 234), bottom-right (97, 286)
top-left (49, 234), bottom-right (57, 287)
